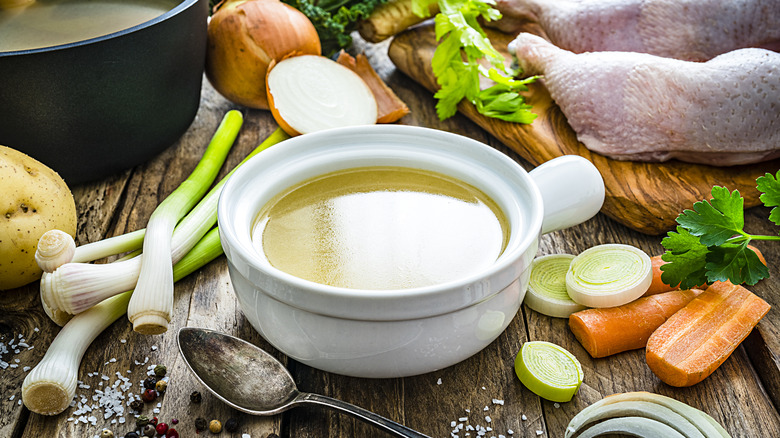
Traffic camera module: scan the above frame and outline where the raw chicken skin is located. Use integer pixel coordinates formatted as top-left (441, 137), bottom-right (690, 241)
top-left (495, 0), bottom-right (780, 61)
top-left (510, 33), bottom-right (780, 166)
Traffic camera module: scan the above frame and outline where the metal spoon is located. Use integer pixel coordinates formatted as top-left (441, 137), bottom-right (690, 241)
top-left (177, 327), bottom-right (431, 438)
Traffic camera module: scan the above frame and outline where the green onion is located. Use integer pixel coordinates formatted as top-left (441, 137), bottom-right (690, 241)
top-left (39, 128), bottom-right (290, 324)
top-left (514, 341), bottom-right (582, 403)
top-left (128, 110), bottom-right (243, 334)
top-left (35, 229), bottom-right (146, 273)
top-left (23, 227), bottom-right (224, 416)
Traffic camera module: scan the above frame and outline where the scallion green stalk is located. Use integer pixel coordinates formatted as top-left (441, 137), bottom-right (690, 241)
top-left (128, 110), bottom-right (243, 334)
top-left (40, 127), bottom-right (290, 325)
top-left (23, 227), bottom-right (224, 416)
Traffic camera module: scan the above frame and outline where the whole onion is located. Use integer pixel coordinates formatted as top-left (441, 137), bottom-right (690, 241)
top-left (205, 0), bottom-right (321, 109)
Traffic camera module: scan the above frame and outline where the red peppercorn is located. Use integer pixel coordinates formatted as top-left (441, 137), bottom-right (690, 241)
top-left (141, 389), bottom-right (157, 403)
top-left (149, 416), bottom-right (158, 426)
top-left (155, 422), bottom-right (168, 435)
top-left (166, 428), bottom-right (179, 438)
top-left (171, 418), bottom-right (179, 425)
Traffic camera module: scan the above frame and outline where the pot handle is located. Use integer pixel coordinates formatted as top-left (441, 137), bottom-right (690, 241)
top-left (529, 155), bottom-right (605, 234)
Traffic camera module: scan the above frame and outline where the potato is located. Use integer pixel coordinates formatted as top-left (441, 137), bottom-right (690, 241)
top-left (0, 146), bottom-right (77, 290)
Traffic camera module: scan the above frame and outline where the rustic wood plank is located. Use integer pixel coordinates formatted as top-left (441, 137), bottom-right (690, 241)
top-left (2, 29), bottom-right (778, 438)
top-left (387, 22), bottom-right (780, 235)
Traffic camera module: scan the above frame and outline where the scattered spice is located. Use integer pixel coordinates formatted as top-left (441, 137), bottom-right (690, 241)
top-left (267, 434), bottom-right (280, 438)
top-left (143, 376), bottom-right (157, 390)
top-left (125, 432), bottom-right (139, 438)
top-left (149, 416), bottom-right (158, 426)
top-left (142, 424), bottom-right (156, 437)
top-left (156, 422), bottom-right (169, 435)
top-left (190, 391), bottom-right (202, 404)
top-left (209, 419), bottom-right (223, 434)
top-left (171, 418), bottom-right (179, 425)
top-left (155, 380), bottom-right (168, 394)
top-left (99, 428), bottom-right (114, 438)
top-left (129, 399), bottom-right (144, 412)
top-left (136, 415), bottom-right (150, 428)
top-left (225, 417), bottom-right (239, 432)
top-left (195, 417), bottom-right (208, 431)
top-left (166, 428), bottom-right (179, 438)
top-left (141, 388), bottom-right (157, 403)
top-left (154, 364), bottom-right (167, 377)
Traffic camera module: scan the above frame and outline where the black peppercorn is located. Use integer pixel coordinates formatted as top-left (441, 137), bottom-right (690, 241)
top-left (190, 390), bottom-right (202, 403)
top-left (143, 376), bottom-right (157, 390)
top-left (267, 434), bottom-right (281, 438)
top-left (224, 417), bottom-right (239, 432)
top-left (125, 432), bottom-right (139, 438)
top-left (195, 417), bottom-right (208, 431)
top-left (129, 399), bottom-right (144, 412)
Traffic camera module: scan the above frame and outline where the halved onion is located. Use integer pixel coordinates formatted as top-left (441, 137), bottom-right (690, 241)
top-left (525, 254), bottom-right (586, 318)
top-left (514, 341), bottom-right (583, 402)
top-left (566, 244), bottom-right (652, 308)
top-left (266, 55), bottom-right (378, 136)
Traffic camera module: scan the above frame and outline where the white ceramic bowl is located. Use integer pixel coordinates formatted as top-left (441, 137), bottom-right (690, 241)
top-left (218, 125), bottom-right (604, 378)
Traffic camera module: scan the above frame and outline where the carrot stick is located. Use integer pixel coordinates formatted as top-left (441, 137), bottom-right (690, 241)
top-left (646, 281), bottom-right (770, 387)
top-left (568, 288), bottom-right (704, 358)
top-left (643, 245), bottom-right (766, 296)
top-left (335, 51), bottom-right (410, 124)
top-left (644, 255), bottom-right (680, 296)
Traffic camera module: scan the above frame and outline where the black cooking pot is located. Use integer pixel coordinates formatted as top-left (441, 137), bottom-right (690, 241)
top-left (0, 0), bottom-right (208, 185)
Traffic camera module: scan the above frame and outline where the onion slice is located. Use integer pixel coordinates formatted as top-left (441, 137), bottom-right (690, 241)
top-left (514, 341), bottom-right (583, 403)
top-left (267, 55), bottom-right (378, 136)
top-left (525, 254), bottom-right (586, 318)
top-left (566, 244), bottom-right (652, 308)
top-left (565, 392), bottom-right (731, 438)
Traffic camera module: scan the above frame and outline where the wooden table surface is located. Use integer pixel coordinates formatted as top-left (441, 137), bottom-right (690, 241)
top-left (2, 35), bottom-right (779, 438)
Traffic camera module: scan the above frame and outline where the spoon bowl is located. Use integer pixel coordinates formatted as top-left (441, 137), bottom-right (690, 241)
top-left (177, 327), bottom-right (431, 437)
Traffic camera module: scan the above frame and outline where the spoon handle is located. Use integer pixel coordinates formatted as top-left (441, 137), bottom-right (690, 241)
top-left (296, 392), bottom-right (432, 438)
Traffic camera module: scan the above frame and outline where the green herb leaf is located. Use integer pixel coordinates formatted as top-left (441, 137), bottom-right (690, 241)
top-left (660, 227), bottom-right (709, 290)
top-left (757, 170), bottom-right (780, 226)
top-left (431, 0), bottom-right (537, 123)
top-left (676, 186), bottom-right (744, 246)
top-left (284, 0), bottom-right (389, 56)
top-left (705, 242), bottom-right (769, 286)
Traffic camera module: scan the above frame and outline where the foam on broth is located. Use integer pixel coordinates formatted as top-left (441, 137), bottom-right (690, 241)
top-left (252, 166), bottom-right (510, 290)
top-left (0, 0), bottom-right (174, 52)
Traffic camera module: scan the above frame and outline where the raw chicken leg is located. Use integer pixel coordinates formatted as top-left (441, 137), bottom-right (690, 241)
top-left (495, 0), bottom-right (780, 61)
top-left (509, 33), bottom-right (780, 166)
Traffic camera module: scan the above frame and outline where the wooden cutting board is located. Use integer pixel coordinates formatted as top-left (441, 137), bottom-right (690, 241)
top-left (388, 22), bottom-right (780, 235)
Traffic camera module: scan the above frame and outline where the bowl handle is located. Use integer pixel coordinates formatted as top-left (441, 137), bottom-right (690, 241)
top-left (529, 155), bottom-right (605, 234)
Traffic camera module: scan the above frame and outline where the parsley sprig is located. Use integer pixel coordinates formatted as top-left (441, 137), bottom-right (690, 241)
top-left (416, 0), bottom-right (538, 123)
top-left (660, 170), bottom-right (780, 289)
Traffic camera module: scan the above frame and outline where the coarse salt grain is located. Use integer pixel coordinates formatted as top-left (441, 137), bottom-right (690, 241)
top-left (536, 431), bottom-right (543, 436)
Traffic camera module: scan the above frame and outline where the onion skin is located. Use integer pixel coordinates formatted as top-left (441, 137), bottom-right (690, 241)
top-left (206, 0), bottom-right (321, 109)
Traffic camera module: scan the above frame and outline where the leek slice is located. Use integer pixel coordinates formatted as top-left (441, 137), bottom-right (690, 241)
top-left (566, 244), bottom-right (652, 308)
top-left (525, 254), bottom-right (585, 318)
top-left (514, 341), bottom-right (583, 402)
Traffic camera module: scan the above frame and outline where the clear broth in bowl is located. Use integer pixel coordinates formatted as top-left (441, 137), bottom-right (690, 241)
top-left (252, 166), bottom-right (510, 290)
top-left (0, 0), bottom-right (174, 52)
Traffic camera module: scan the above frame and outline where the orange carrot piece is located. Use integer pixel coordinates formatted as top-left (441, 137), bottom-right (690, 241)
top-left (643, 245), bottom-right (765, 297)
top-left (336, 51), bottom-right (410, 124)
top-left (644, 255), bottom-right (679, 296)
top-left (569, 289), bottom-right (704, 358)
top-left (646, 281), bottom-right (770, 387)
